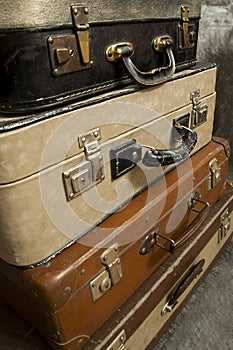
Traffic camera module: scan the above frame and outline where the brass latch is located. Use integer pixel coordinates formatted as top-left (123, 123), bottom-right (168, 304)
top-left (90, 245), bottom-right (123, 302)
top-left (48, 4), bottom-right (93, 76)
top-left (178, 5), bottom-right (197, 50)
top-left (62, 128), bottom-right (104, 200)
top-left (190, 90), bottom-right (208, 129)
top-left (208, 158), bottom-right (221, 191)
top-left (218, 208), bottom-right (231, 242)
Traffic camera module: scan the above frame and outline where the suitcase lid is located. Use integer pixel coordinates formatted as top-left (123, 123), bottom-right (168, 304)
top-left (0, 1), bottom-right (201, 29)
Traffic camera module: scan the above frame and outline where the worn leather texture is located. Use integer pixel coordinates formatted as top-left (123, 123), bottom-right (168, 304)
top-left (0, 183), bottom-right (231, 350)
top-left (0, 1), bottom-right (200, 115)
top-left (0, 0), bottom-right (201, 28)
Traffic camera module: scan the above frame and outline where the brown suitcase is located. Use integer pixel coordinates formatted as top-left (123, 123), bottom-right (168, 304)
top-left (83, 183), bottom-right (233, 350)
top-left (0, 138), bottom-right (230, 350)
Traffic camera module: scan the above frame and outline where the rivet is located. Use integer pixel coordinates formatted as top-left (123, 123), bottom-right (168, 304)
top-left (69, 192), bottom-right (74, 199)
top-left (54, 68), bottom-right (59, 76)
top-left (73, 7), bottom-right (78, 15)
top-left (64, 286), bottom-right (71, 294)
top-left (69, 49), bottom-right (74, 56)
top-left (48, 37), bottom-right (54, 44)
top-left (80, 177), bottom-right (86, 185)
top-left (101, 174), bottom-right (105, 180)
top-left (80, 269), bottom-right (85, 276)
top-left (120, 335), bottom-right (125, 342)
top-left (84, 7), bottom-right (89, 14)
top-left (93, 131), bottom-right (99, 137)
top-left (81, 137), bottom-right (86, 143)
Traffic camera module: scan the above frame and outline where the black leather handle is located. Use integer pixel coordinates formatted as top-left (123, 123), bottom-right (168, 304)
top-left (161, 259), bottom-right (205, 315)
top-left (142, 126), bottom-right (198, 167)
top-left (105, 36), bottom-right (175, 86)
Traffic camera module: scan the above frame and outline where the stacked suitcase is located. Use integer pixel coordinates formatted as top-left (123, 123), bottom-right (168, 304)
top-left (0, 1), bottom-right (232, 349)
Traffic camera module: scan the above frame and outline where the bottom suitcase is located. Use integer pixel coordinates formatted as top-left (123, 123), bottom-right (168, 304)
top-left (0, 138), bottom-right (230, 350)
top-left (82, 183), bottom-right (233, 350)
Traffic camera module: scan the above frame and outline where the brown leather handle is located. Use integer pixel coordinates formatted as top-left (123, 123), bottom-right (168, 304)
top-left (161, 259), bottom-right (205, 315)
top-left (139, 196), bottom-right (209, 255)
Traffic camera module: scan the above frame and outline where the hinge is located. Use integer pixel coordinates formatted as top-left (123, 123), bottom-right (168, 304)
top-left (48, 4), bottom-right (93, 76)
top-left (106, 330), bottom-right (126, 350)
top-left (218, 208), bottom-right (231, 242)
top-left (62, 128), bottom-right (104, 201)
top-left (71, 5), bottom-right (91, 64)
top-left (90, 245), bottom-right (123, 302)
top-left (190, 90), bottom-right (208, 129)
top-left (178, 5), bottom-right (197, 50)
top-left (208, 158), bottom-right (221, 191)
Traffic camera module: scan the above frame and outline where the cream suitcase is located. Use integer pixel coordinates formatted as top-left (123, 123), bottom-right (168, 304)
top-left (0, 63), bottom-right (216, 266)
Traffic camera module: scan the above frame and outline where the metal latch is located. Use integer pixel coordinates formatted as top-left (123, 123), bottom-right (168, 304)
top-left (62, 128), bottom-right (104, 200)
top-left (218, 208), bottom-right (231, 242)
top-left (90, 245), bottom-right (123, 302)
top-left (208, 158), bottom-right (221, 190)
top-left (178, 5), bottom-right (197, 50)
top-left (106, 330), bottom-right (126, 350)
top-left (190, 90), bottom-right (208, 129)
top-left (48, 4), bottom-right (93, 76)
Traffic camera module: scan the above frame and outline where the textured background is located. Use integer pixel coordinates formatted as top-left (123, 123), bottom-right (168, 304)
top-left (197, 0), bottom-right (233, 178)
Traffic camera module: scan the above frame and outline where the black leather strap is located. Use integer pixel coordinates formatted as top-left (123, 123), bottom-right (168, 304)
top-left (142, 127), bottom-right (198, 167)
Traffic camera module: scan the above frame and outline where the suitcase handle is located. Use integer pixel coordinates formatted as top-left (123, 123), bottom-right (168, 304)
top-left (139, 196), bottom-right (209, 255)
top-left (161, 259), bottom-right (205, 315)
top-left (105, 36), bottom-right (175, 85)
top-left (141, 124), bottom-right (198, 167)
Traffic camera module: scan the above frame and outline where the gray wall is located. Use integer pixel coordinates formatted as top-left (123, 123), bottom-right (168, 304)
top-left (197, 0), bottom-right (233, 177)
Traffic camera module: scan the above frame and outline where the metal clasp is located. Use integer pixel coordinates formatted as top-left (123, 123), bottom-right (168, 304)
top-left (190, 90), bottom-right (208, 129)
top-left (48, 4), bottom-right (93, 76)
top-left (62, 128), bottom-right (104, 201)
top-left (208, 158), bottom-right (221, 190)
top-left (178, 5), bottom-right (197, 50)
top-left (90, 245), bottom-right (123, 302)
top-left (106, 330), bottom-right (126, 350)
top-left (218, 208), bottom-right (231, 242)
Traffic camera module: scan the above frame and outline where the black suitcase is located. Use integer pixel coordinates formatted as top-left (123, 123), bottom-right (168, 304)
top-left (0, 1), bottom-right (201, 114)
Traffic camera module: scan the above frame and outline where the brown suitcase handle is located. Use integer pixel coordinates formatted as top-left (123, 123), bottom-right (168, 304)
top-left (161, 259), bottom-right (205, 315)
top-left (105, 36), bottom-right (175, 86)
top-left (139, 196), bottom-right (209, 255)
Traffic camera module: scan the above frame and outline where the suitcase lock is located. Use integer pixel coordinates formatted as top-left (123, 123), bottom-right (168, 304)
top-left (208, 158), bottom-right (221, 190)
top-left (48, 5), bottom-right (93, 76)
top-left (90, 245), bottom-right (123, 302)
top-left (190, 90), bottom-right (208, 129)
top-left (62, 128), bottom-right (104, 200)
top-left (218, 208), bottom-right (231, 242)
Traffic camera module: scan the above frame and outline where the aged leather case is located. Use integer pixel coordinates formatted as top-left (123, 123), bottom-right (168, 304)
top-left (83, 184), bottom-right (233, 350)
top-left (0, 138), bottom-right (230, 350)
top-left (0, 1), bottom-right (201, 114)
top-left (0, 63), bottom-right (217, 266)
